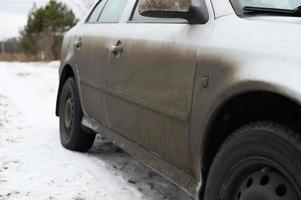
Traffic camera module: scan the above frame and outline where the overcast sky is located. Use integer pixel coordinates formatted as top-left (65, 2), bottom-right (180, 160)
top-left (0, 0), bottom-right (48, 16)
top-left (0, 0), bottom-right (49, 39)
top-left (0, 0), bottom-right (93, 40)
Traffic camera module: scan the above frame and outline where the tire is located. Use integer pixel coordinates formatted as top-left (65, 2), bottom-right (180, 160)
top-left (204, 122), bottom-right (301, 200)
top-left (59, 77), bottom-right (95, 152)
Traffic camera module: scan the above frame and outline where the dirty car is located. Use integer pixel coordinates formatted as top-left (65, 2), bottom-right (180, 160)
top-left (56, 0), bottom-right (301, 199)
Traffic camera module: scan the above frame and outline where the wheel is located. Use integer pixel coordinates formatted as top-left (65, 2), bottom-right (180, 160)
top-left (59, 77), bottom-right (95, 152)
top-left (204, 122), bottom-right (301, 200)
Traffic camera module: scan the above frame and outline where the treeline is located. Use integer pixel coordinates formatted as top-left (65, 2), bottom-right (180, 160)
top-left (0, 38), bottom-right (22, 55)
top-left (0, 0), bottom-right (77, 61)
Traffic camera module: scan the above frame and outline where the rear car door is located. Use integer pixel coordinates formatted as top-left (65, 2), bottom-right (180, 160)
top-left (106, 0), bottom-right (212, 174)
top-left (75, 0), bottom-right (128, 126)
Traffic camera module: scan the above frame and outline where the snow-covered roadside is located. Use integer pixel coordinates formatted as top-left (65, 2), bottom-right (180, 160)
top-left (0, 62), bottom-right (191, 200)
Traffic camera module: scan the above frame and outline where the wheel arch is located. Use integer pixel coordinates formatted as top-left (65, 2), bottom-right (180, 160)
top-left (56, 64), bottom-right (76, 116)
top-left (199, 89), bottom-right (301, 196)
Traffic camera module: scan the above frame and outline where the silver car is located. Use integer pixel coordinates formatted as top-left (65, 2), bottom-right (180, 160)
top-left (56, 0), bottom-right (301, 199)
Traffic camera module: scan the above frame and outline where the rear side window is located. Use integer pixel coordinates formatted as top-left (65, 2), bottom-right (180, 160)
top-left (87, 0), bottom-right (106, 23)
top-left (99, 0), bottom-right (128, 23)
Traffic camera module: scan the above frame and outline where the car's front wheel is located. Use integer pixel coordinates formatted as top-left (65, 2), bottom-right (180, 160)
top-left (59, 77), bottom-right (95, 152)
top-left (204, 122), bottom-right (301, 200)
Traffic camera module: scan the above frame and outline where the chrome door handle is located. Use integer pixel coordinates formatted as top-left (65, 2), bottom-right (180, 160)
top-left (110, 40), bottom-right (123, 57)
top-left (74, 38), bottom-right (82, 49)
top-left (110, 45), bottom-right (123, 53)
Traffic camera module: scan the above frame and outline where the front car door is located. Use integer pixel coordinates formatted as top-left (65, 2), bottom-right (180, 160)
top-left (106, 0), bottom-right (212, 174)
top-left (75, 0), bottom-right (128, 126)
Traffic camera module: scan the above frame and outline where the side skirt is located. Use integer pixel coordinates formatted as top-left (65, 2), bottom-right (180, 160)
top-left (82, 115), bottom-right (196, 198)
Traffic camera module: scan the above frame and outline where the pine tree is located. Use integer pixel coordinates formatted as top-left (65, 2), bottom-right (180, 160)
top-left (20, 0), bottom-right (77, 60)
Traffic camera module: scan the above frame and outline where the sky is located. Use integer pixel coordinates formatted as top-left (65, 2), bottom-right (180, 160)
top-left (0, 0), bottom-right (94, 39)
top-left (0, 0), bottom-right (49, 39)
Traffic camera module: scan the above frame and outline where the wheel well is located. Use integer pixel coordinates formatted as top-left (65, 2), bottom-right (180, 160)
top-left (202, 91), bottom-right (301, 185)
top-left (55, 65), bottom-right (75, 116)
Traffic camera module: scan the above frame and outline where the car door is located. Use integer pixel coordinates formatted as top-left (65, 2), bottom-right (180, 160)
top-left (75, 0), bottom-right (127, 126)
top-left (106, 0), bottom-right (212, 173)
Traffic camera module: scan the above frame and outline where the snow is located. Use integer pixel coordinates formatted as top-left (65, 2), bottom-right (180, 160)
top-left (0, 62), bottom-right (191, 200)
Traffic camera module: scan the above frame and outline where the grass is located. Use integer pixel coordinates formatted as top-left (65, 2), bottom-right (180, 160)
top-left (0, 54), bottom-right (39, 62)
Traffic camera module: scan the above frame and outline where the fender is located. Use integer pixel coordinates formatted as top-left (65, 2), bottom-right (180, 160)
top-left (186, 13), bottom-right (301, 194)
top-left (55, 28), bottom-right (83, 117)
top-left (186, 49), bottom-right (301, 196)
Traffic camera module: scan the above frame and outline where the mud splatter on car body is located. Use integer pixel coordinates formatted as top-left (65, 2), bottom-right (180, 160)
top-left (56, 0), bottom-right (301, 198)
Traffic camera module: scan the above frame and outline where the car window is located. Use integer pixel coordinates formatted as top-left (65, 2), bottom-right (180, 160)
top-left (131, 0), bottom-right (187, 23)
top-left (99, 0), bottom-right (128, 23)
top-left (238, 0), bottom-right (301, 9)
top-left (86, 0), bottom-right (107, 23)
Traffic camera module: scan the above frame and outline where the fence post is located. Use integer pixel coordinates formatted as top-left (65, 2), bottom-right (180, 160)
top-left (1, 40), bottom-right (5, 55)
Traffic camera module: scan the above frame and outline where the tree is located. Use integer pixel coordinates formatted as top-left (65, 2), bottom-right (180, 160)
top-left (20, 0), bottom-right (77, 60)
top-left (1, 38), bottom-right (22, 55)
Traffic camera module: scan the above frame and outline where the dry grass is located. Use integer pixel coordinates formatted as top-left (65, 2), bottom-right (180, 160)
top-left (0, 54), bottom-right (39, 62)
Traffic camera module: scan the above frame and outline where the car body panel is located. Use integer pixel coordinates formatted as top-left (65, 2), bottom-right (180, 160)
top-left (57, 0), bottom-right (301, 198)
top-left (106, 21), bottom-right (213, 174)
top-left (211, 0), bottom-right (235, 18)
top-left (188, 14), bottom-right (301, 196)
top-left (74, 23), bottom-right (118, 126)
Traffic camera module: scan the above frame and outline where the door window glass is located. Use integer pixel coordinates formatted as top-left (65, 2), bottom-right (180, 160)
top-left (238, 0), bottom-right (300, 9)
top-left (99, 0), bottom-right (128, 23)
top-left (87, 0), bottom-right (106, 23)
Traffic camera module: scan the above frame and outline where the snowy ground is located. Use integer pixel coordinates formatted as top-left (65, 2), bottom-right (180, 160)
top-left (0, 62), bottom-right (192, 200)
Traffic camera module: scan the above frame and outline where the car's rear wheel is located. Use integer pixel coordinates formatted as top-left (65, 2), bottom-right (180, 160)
top-left (59, 77), bottom-right (95, 152)
top-left (204, 122), bottom-right (301, 200)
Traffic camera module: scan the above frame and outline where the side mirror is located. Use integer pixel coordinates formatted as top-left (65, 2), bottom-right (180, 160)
top-left (138, 0), bottom-right (208, 24)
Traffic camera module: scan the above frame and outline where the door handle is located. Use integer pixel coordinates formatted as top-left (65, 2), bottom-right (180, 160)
top-left (110, 45), bottom-right (123, 53)
top-left (74, 38), bottom-right (82, 49)
top-left (110, 40), bottom-right (123, 57)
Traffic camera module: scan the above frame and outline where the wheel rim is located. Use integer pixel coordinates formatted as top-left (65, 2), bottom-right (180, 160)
top-left (221, 157), bottom-right (300, 200)
top-left (64, 94), bottom-right (73, 136)
top-left (234, 167), bottom-right (298, 200)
